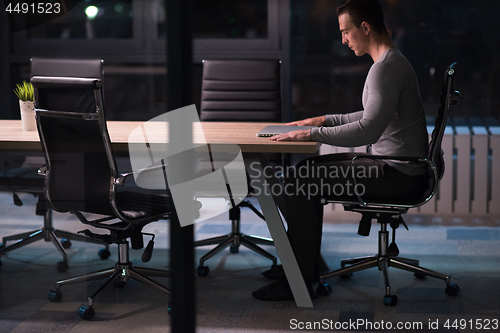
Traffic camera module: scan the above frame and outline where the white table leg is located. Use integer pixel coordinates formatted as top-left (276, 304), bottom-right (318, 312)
top-left (244, 153), bottom-right (313, 308)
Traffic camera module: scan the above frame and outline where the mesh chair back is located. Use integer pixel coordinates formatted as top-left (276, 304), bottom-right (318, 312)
top-left (200, 59), bottom-right (281, 122)
top-left (31, 58), bottom-right (104, 102)
top-left (32, 77), bottom-right (116, 216)
top-left (0, 59), bottom-right (103, 195)
top-left (427, 63), bottom-right (459, 187)
top-left (31, 58), bottom-right (103, 80)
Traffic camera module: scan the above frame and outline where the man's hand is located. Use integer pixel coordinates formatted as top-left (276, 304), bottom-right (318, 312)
top-left (286, 115), bottom-right (326, 127)
top-left (269, 129), bottom-right (311, 141)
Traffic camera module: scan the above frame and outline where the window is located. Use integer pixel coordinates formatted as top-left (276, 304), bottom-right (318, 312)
top-left (6, 0), bottom-right (285, 121)
top-left (11, 0), bottom-right (280, 60)
top-left (147, 0), bottom-right (280, 61)
top-left (156, 0), bottom-right (268, 40)
top-left (27, 0), bottom-right (134, 39)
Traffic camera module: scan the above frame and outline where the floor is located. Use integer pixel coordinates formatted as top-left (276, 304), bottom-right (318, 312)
top-left (1, 192), bottom-right (499, 332)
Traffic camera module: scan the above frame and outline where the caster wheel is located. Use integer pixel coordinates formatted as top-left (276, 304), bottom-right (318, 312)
top-left (340, 273), bottom-right (353, 279)
top-left (383, 294), bottom-right (398, 306)
top-left (98, 248), bottom-right (111, 260)
top-left (230, 245), bottom-right (239, 253)
top-left (445, 283), bottom-right (460, 296)
top-left (197, 265), bottom-right (209, 276)
top-left (47, 289), bottom-right (62, 302)
top-left (55, 261), bottom-right (69, 272)
top-left (167, 302), bottom-right (172, 314)
top-left (78, 306), bottom-right (95, 320)
top-left (61, 239), bottom-right (72, 249)
top-left (316, 284), bottom-right (333, 296)
top-left (414, 272), bottom-right (426, 279)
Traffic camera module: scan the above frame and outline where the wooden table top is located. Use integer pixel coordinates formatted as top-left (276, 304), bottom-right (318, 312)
top-left (0, 120), bottom-right (321, 154)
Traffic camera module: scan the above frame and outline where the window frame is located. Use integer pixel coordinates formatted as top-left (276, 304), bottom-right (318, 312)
top-left (11, 0), bottom-right (144, 62)
top-left (10, 0), bottom-right (283, 63)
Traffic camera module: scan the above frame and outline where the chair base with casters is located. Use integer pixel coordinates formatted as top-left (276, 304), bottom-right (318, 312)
top-left (0, 194), bottom-right (110, 272)
top-left (31, 74), bottom-right (174, 320)
top-left (315, 62), bottom-right (461, 306)
top-left (316, 205), bottom-right (460, 306)
top-left (48, 228), bottom-right (170, 320)
top-left (195, 200), bottom-right (277, 276)
top-left (196, 59), bottom-right (282, 275)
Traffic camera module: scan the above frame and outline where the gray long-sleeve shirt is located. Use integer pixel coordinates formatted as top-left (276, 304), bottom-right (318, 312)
top-left (310, 48), bottom-right (428, 176)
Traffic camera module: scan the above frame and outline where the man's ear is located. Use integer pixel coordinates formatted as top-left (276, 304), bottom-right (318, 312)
top-left (361, 21), bottom-right (371, 34)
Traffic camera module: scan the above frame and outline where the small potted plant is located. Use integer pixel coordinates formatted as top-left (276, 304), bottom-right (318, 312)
top-left (14, 80), bottom-right (36, 131)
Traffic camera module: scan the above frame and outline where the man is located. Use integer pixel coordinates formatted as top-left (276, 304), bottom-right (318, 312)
top-left (252, 0), bottom-right (429, 301)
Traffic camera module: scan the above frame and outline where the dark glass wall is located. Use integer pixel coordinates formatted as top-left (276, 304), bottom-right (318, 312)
top-left (26, 0), bottom-right (134, 39)
top-left (290, 0), bottom-right (500, 125)
top-left (2, 0), bottom-right (283, 121)
top-left (2, 0), bottom-right (499, 125)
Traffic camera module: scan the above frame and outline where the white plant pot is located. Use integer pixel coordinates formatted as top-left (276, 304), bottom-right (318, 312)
top-left (19, 100), bottom-right (36, 131)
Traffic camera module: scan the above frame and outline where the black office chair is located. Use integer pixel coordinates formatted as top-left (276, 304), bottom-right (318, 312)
top-left (0, 58), bottom-right (109, 272)
top-left (32, 75), bottom-right (173, 320)
top-left (195, 59), bottom-right (281, 276)
top-left (316, 63), bottom-right (461, 306)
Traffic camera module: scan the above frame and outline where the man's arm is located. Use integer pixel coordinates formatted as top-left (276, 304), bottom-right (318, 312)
top-left (286, 112), bottom-right (365, 128)
top-left (328, 111), bottom-right (364, 126)
top-left (286, 115), bottom-right (325, 127)
top-left (269, 129), bottom-right (311, 141)
top-left (311, 63), bottom-right (399, 147)
top-left (270, 115), bottom-right (324, 141)
top-left (270, 109), bottom-right (366, 142)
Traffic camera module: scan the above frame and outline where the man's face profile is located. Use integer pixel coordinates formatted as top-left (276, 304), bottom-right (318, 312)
top-left (338, 13), bottom-right (368, 57)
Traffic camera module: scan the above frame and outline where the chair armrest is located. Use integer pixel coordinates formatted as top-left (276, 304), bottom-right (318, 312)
top-left (114, 172), bottom-right (132, 186)
top-left (351, 154), bottom-right (436, 172)
top-left (38, 165), bottom-right (47, 176)
top-left (349, 154), bottom-right (437, 207)
top-left (352, 154), bottom-right (422, 163)
top-left (114, 164), bottom-right (166, 186)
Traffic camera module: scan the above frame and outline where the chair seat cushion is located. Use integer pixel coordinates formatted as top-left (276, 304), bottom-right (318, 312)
top-left (116, 190), bottom-right (172, 221)
top-left (331, 192), bottom-right (428, 207)
top-left (0, 155), bottom-right (45, 193)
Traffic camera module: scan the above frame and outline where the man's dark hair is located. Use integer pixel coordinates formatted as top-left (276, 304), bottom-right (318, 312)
top-left (337, 0), bottom-right (387, 34)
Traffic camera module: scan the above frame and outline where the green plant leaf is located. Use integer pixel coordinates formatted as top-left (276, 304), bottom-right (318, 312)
top-left (14, 81), bottom-right (34, 102)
